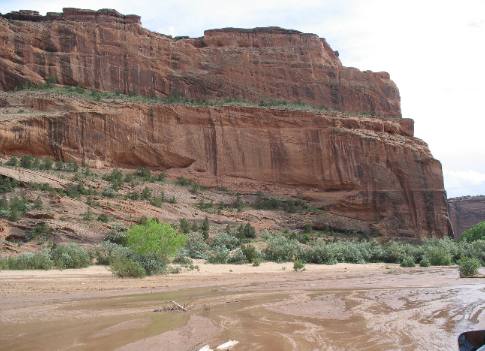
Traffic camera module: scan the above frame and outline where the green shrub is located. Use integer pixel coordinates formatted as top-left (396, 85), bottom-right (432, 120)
top-left (5, 156), bottom-right (19, 167)
top-left (104, 225), bottom-right (127, 245)
top-left (241, 244), bottom-right (260, 263)
top-left (176, 176), bottom-right (192, 186)
top-left (103, 169), bottom-right (124, 190)
top-left (264, 235), bottom-right (301, 262)
top-left (185, 232), bottom-right (210, 259)
top-left (135, 167), bottom-right (151, 180)
top-left (419, 257), bottom-right (431, 267)
top-left (50, 244), bottom-right (91, 269)
top-left (0, 251), bottom-right (53, 270)
top-left (0, 176), bottom-right (18, 193)
top-left (97, 214), bottom-right (110, 222)
top-left (126, 220), bottom-right (186, 262)
top-left (237, 223), bottom-right (256, 239)
top-left (201, 217), bottom-right (209, 241)
top-left (458, 257), bottom-right (481, 277)
top-left (110, 256), bottom-right (146, 278)
top-left (102, 187), bottom-right (117, 198)
top-left (227, 248), bottom-right (247, 264)
top-left (179, 218), bottom-right (191, 234)
top-left (400, 256), bottom-right (416, 267)
top-left (460, 222), bottom-right (485, 242)
top-left (211, 232), bottom-right (240, 250)
top-left (463, 240), bottom-right (485, 265)
top-left (27, 223), bottom-right (52, 241)
top-left (254, 194), bottom-right (310, 213)
top-left (423, 246), bottom-right (452, 266)
top-left (207, 245), bottom-right (230, 263)
top-left (293, 258), bottom-right (305, 271)
top-left (301, 241), bottom-right (337, 264)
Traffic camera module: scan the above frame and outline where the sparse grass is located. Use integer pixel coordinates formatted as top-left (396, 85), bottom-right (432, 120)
top-left (15, 84), bottom-right (343, 115)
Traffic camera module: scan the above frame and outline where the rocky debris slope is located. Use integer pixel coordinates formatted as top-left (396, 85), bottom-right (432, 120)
top-left (448, 196), bottom-right (485, 238)
top-left (0, 91), bottom-right (450, 239)
top-left (0, 8), bottom-right (400, 117)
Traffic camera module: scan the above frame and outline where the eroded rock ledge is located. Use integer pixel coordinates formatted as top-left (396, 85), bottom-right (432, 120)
top-left (0, 91), bottom-right (450, 239)
top-left (0, 8), bottom-right (400, 117)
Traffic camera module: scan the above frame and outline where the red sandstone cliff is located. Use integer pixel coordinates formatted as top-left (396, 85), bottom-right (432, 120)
top-left (448, 196), bottom-right (485, 238)
top-left (0, 8), bottom-right (452, 239)
top-left (0, 92), bottom-right (450, 239)
top-left (0, 8), bottom-right (400, 117)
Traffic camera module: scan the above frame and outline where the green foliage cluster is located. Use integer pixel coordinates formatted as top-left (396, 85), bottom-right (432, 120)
top-left (0, 195), bottom-right (31, 221)
top-left (4, 155), bottom-right (78, 172)
top-left (458, 257), bottom-right (481, 277)
top-left (175, 177), bottom-right (204, 194)
top-left (253, 193), bottom-right (312, 213)
top-left (460, 222), bottom-right (485, 242)
top-left (0, 176), bottom-right (18, 193)
top-left (0, 244), bottom-right (90, 270)
top-left (260, 234), bottom-right (485, 267)
top-left (17, 83), bottom-right (340, 114)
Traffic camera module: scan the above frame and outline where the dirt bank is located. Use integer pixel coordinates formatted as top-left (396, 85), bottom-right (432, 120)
top-left (0, 263), bottom-right (484, 350)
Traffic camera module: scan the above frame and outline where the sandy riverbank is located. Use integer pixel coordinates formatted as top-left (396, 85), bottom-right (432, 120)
top-left (1, 263), bottom-right (484, 350)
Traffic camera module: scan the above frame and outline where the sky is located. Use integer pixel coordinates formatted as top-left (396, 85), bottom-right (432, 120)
top-left (1, 0), bottom-right (484, 197)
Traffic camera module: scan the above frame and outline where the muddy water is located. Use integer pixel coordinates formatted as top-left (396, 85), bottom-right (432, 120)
top-left (0, 272), bottom-right (484, 351)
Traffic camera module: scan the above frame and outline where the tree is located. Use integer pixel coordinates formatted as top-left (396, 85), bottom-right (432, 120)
top-left (201, 216), bottom-right (209, 241)
top-left (127, 220), bottom-right (186, 261)
top-left (460, 222), bottom-right (485, 242)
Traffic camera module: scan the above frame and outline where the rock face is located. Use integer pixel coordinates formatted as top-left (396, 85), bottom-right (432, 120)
top-left (0, 92), bottom-right (450, 239)
top-left (448, 196), bottom-right (485, 238)
top-left (0, 8), bottom-right (400, 117)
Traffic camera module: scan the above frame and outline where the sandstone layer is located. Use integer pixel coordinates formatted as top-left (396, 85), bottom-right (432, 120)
top-left (0, 92), bottom-right (450, 239)
top-left (448, 196), bottom-right (485, 238)
top-left (0, 8), bottom-right (400, 117)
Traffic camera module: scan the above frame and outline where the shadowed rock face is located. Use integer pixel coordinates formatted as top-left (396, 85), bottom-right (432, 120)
top-left (0, 8), bottom-right (400, 117)
top-left (448, 196), bottom-right (485, 238)
top-left (0, 93), bottom-right (450, 239)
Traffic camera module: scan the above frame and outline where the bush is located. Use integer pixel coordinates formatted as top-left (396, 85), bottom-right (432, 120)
top-left (211, 232), bottom-right (240, 250)
top-left (458, 257), bottom-right (481, 277)
top-left (201, 217), bottom-right (209, 241)
top-left (135, 167), bottom-right (151, 180)
top-left (293, 258), bottom-right (305, 271)
top-left (0, 251), bottom-right (53, 270)
top-left (126, 220), bottom-right (186, 262)
top-left (110, 256), bottom-right (146, 278)
top-left (104, 225), bottom-right (128, 245)
top-left (185, 232), bottom-right (210, 259)
top-left (400, 256), bottom-right (416, 267)
top-left (264, 235), bottom-right (301, 262)
top-left (227, 248), bottom-right (247, 264)
top-left (207, 245), bottom-right (230, 263)
top-left (460, 222), bottom-right (485, 242)
top-left (241, 245), bottom-right (260, 263)
top-left (423, 246), bottom-right (452, 266)
top-left (97, 214), bottom-right (110, 222)
top-left (301, 241), bottom-right (337, 264)
top-left (236, 223), bottom-right (256, 239)
top-left (27, 223), bottom-right (52, 241)
top-left (50, 244), bottom-right (91, 269)
top-left (179, 218), bottom-right (191, 234)
top-left (419, 257), bottom-right (431, 267)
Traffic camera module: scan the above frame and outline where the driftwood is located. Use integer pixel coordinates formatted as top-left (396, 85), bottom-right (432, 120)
top-left (153, 300), bottom-right (190, 312)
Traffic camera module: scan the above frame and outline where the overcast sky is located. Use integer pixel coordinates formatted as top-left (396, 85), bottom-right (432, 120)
top-left (1, 0), bottom-right (484, 197)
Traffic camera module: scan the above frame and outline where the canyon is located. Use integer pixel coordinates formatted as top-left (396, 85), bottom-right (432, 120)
top-left (0, 8), bottom-right (452, 240)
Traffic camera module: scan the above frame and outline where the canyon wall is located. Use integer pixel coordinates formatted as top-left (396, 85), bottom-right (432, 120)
top-left (448, 196), bottom-right (485, 238)
top-left (0, 92), bottom-right (450, 239)
top-left (0, 8), bottom-right (452, 239)
top-left (0, 8), bottom-right (400, 117)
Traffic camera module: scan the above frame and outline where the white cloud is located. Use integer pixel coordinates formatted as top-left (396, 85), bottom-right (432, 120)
top-left (1, 0), bottom-right (484, 196)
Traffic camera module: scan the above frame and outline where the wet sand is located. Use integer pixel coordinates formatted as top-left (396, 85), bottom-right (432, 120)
top-left (0, 263), bottom-right (484, 350)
